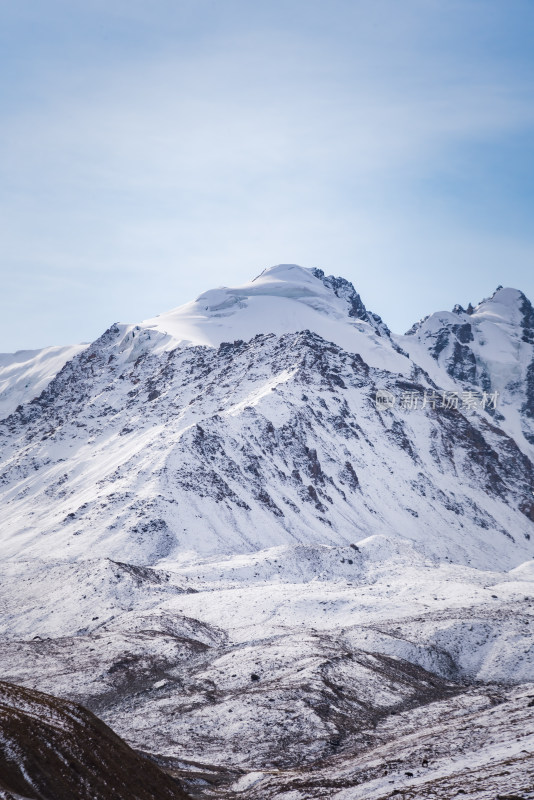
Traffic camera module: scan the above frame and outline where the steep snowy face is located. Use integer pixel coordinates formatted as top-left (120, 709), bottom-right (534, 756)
top-left (0, 344), bottom-right (88, 420)
top-left (400, 287), bottom-right (534, 452)
top-left (138, 264), bottom-right (407, 373)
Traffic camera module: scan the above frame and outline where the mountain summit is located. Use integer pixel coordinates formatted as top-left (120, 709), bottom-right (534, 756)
top-left (135, 264), bottom-right (404, 370)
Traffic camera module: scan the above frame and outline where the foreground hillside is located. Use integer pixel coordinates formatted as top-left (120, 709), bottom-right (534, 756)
top-left (0, 681), bottom-right (189, 800)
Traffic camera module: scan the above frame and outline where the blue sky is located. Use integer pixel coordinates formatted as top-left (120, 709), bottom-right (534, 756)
top-left (1, 0), bottom-right (534, 350)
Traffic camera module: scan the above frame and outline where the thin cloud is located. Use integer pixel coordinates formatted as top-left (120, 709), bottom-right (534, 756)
top-left (1, 1), bottom-right (533, 350)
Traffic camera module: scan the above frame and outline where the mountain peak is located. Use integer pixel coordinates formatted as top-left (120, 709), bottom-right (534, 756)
top-left (472, 286), bottom-right (528, 323)
top-left (136, 265), bottom-right (404, 370)
top-left (399, 284), bottom-right (534, 453)
top-left (251, 263), bottom-right (314, 283)
top-left (406, 287), bottom-right (531, 338)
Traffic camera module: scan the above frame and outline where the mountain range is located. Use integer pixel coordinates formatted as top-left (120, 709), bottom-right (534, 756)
top-left (1, 264), bottom-right (533, 800)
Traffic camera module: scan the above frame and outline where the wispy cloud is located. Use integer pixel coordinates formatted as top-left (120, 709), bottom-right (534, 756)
top-left (1, 0), bottom-right (534, 349)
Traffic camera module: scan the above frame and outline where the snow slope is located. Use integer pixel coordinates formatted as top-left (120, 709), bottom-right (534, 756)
top-left (0, 344), bottom-right (88, 420)
top-left (1, 324), bottom-right (533, 570)
top-left (139, 264), bottom-right (408, 373)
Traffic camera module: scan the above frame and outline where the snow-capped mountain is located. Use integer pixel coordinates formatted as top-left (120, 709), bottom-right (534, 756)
top-left (1, 265), bottom-right (533, 570)
top-left (1, 264), bottom-right (534, 800)
top-left (139, 264), bottom-right (396, 356)
top-left (400, 286), bottom-right (534, 456)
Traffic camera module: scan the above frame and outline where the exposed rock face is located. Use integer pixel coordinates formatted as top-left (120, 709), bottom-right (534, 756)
top-left (311, 268), bottom-right (391, 337)
top-left (401, 286), bottom-right (534, 452)
top-left (0, 681), bottom-right (189, 800)
top-left (520, 296), bottom-right (534, 439)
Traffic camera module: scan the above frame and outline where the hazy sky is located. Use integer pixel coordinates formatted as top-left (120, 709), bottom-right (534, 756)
top-left (1, 0), bottom-right (534, 351)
